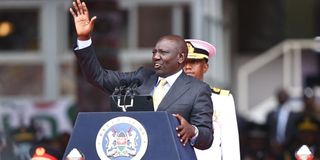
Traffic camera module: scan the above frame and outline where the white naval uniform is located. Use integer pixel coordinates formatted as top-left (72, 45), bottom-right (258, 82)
top-left (195, 87), bottom-right (240, 160)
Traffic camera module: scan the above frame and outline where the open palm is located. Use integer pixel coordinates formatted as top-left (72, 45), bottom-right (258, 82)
top-left (69, 0), bottom-right (96, 40)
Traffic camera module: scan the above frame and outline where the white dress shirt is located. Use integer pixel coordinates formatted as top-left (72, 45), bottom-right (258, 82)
top-left (152, 70), bottom-right (182, 96)
top-left (77, 38), bottom-right (92, 49)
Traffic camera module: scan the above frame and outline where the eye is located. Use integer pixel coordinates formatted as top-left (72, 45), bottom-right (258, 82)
top-left (159, 50), bottom-right (169, 54)
top-left (190, 60), bottom-right (198, 64)
top-left (152, 49), bottom-right (157, 54)
top-left (152, 49), bottom-right (169, 55)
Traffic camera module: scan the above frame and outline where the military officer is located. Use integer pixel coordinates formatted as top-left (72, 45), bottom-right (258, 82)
top-left (183, 39), bottom-right (240, 160)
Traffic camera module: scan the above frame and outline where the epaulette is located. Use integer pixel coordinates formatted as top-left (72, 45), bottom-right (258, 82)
top-left (211, 87), bottom-right (230, 96)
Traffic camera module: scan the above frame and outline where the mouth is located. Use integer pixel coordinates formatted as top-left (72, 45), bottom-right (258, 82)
top-left (185, 72), bottom-right (194, 76)
top-left (154, 63), bottom-right (161, 69)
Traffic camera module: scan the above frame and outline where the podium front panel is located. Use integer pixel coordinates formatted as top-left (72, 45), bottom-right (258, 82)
top-left (63, 111), bottom-right (196, 160)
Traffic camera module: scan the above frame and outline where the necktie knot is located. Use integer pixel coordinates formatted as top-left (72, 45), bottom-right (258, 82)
top-left (158, 79), bottom-right (167, 87)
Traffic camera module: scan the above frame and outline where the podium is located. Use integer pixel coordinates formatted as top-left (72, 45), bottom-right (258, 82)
top-left (63, 111), bottom-right (196, 160)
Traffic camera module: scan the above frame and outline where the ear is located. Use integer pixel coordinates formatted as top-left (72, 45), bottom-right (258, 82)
top-left (177, 51), bottom-right (186, 64)
top-left (203, 63), bottom-right (209, 73)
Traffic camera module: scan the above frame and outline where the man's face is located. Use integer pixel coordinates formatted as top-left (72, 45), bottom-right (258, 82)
top-left (152, 38), bottom-right (184, 77)
top-left (183, 59), bottom-right (208, 81)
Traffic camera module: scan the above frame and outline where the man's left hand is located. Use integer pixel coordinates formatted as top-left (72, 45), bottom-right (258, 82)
top-left (173, 114), bottom-right (196, 146)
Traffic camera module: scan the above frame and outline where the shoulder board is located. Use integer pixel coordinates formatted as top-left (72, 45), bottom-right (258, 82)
top-left (211, 87), bottom-right (230, 96)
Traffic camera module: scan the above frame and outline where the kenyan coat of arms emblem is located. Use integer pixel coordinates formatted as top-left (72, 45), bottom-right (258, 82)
top-left (96, 116), bottom-right (148, 160)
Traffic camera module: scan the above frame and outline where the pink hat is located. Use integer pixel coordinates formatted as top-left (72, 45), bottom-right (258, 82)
top-left (185, 39), bottom-right (216, 60)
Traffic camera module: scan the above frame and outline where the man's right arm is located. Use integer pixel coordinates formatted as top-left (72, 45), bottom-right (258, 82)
top-left (74, 40), bottom-right (138, 94)
top-left (70, 0), bottom-right (141, 94)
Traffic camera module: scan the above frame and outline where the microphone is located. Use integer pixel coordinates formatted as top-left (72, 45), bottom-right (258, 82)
top-left (125, 78), bottom-right (142, 96)
top-left (118, 79), bottom-right (128, 95)
top-left (112, 79), bottom-right (128, 96)
top-left (122, 78), bottom-right (142, 110)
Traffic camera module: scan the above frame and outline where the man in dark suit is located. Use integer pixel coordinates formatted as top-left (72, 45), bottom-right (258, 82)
top-left (266, 88), bottom-right (300, 159)
top-left (69, 0), bottom-right (213, 150)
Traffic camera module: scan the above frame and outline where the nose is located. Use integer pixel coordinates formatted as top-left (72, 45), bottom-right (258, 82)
top-left (184, 63), bottom-right (192, 70)
top-left (152, 52), bottom-right (160, 60)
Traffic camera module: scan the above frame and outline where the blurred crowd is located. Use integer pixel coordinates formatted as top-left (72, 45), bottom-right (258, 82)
top-left (0, 118), bottom-right (70, 160)
top-left (239, 87), bottom-right (320, 160)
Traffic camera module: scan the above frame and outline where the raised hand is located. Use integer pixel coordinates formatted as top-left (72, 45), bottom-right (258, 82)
top-left (69, 0), bottom-right (97, 40)
top-left (173, 114), bottom-right (196, 146)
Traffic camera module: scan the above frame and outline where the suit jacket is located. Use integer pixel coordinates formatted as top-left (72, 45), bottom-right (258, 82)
top-left (266, 107), bottom-right (300, 147)
top-left (74, 46), bottom-right (213, 150)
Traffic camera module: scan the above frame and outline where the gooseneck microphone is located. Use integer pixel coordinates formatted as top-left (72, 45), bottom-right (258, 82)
top-left (112, 78), bottom-right (143, 112)
top-left (122, 78), bottom-right (143, 111)
top-left (118, 79), bottom-right (129, 95)
top-left (125, 78), bottom-right (142, 96)
top-left (111, 79), bottom-right (128, 108)
top-left (111, 87), bottom-right (120, 97)
top-left (111, 79), bottom-right (128, 96)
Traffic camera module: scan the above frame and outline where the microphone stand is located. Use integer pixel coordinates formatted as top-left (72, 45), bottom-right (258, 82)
top-left (121, 88), bottom-right (134, 112)
top-left (112, 79), bottom-right (129, 111)
top-left (111, 87), bottom-right (119, 109)
top-left (116, 78), bottom-right (141, 112)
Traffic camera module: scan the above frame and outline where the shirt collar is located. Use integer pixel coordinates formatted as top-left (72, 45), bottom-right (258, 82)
top-left (157, 70), bottom-right (182, 87)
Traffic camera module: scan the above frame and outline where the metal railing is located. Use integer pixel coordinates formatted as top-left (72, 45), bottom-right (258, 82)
top-left (237, 39), bottom-right (319, 123)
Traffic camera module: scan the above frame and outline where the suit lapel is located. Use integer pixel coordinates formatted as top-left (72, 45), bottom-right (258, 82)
top-left (157, 72), bottom-right (191, 111)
